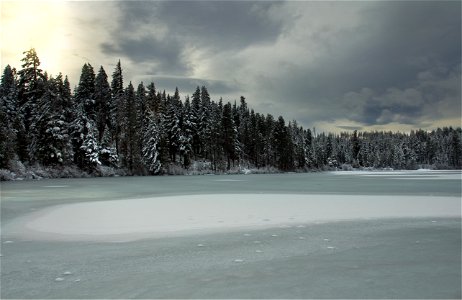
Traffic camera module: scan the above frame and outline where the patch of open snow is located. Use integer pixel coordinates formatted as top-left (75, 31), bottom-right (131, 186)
top-left (213, 179), bottom-right (245, 182)
top-left (330, 170), bottom-right (461, 180)
top-left (42, 186), bottom-right (69, 188)
top-left (4, 194), bottom-right (460, 242)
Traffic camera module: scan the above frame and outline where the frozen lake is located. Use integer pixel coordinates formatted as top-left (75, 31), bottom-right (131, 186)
top-left (1, 170), bottom-right (461, 298)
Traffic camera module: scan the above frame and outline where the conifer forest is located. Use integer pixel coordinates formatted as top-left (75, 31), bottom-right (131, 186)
top-left (1, 49), bottom-right (461, 179)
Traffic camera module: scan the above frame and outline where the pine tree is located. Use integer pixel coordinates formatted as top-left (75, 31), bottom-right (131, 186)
top-left (70, 103), bottom-right (100, 170)
top-left (0, 65), bottom-right (18, 167)
top-left (17, 49), bottom-right (46, 162)
top-left (17, 48), bottom-right (45, 114)
top-left (110, 60), bottom-right (124, 155)
top-left (180, 96), bottom-right (193, 168)
top-left (94, 66), bottom-right (111, 143)
top-left (221, 102), bottom-right (237, 170)
top-left (136, 82), bottom-right (147, 140)
top-left (142, 112), bottom-right (162, 174)
top-left (304, 128), bottom-right (314, 168)
top-left (0, 99), bottom-right (15, 168)
top-left (351, 130), bottom-right (360, 166)
top-left (273, 116), bottom-right (294, 170)
top-left (163, 92), bottom-right (182, 162)
top-left (0, 65), bottom-right (18, 122)
top-left (120, 82), bottom-right (141, 173)
top-left (449, 127), bottom-right (462, 168)
top-left (200, 86), bottom-right (212, 159)
top-left (208, 100), bottom-right (223, 171)
top-left (191, 86), bottom-right (202, 157)
top-left (146, 82), bottom-right (159, 115)
top-left (75, 63), bottom-right (96, 121)
top-left (31, 75), bottom-right (72, 165)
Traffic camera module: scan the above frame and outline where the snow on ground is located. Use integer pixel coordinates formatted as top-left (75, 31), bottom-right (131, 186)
top-left (5, 193), bottom-right (460, 242)
top-left (330, 169), bottom-right (461, 180)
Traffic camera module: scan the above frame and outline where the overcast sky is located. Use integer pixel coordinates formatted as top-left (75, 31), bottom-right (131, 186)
top-left (1, 0), bottom-right (461, 133)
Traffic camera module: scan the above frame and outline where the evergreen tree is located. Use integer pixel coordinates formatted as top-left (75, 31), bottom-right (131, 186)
top-left (0, 65), bottom-right (18, 122)
top-left (0, 65), bottom-right (18, 167)
top-left (31, 76), bottom-right (72, 165)
top-left (75, 63), bottom-right (96, 121)
top-left (94, 66), bottom-right (111, 143)
top-left (146, 82), bottom-right (159, 115)
top-left (70, 103), bottom-right (100, 170)
top-left (221, 102), bottom-right (237, 170)
top-left (191, 86), bottom-right (202, 157)
top-left (120, 82), bottom-right (141, 173)
top-left (273, 116), bottom-right (294, 170)
top-left (180, 96), bottom-right (193, 168)
top-left (17, 48), bottom-right (46, 162)
top-left (142, 112), bottom-right (162, 174)
top-left (449, 128), bottom-right (462, 168)
top-left (110, 60), bottom-right (124, 155)
top-left (200, 86), bottom-right (212, 159)
top-left (163, 92), bottom-right (182, 162)
top-left (136, 82), bottom-right (147, 157)
top-left (208, 100), bottom-right (223, 171)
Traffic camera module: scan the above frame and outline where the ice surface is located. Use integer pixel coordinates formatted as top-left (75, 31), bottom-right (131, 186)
top-left (5, 193), bottom-right (460, 242)
top-left (1, 171), bottom-right (461, 299)
top-left (331, 169), bottom-right (461, 180)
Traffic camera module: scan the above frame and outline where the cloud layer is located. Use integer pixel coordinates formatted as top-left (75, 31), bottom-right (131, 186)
top-left (2, 1), bottom-right (459, 132)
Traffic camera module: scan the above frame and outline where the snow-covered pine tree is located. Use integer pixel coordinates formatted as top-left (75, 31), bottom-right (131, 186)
top-left (0, 65), bottom-right (18, 168)
top-left (75, 63), bottom-right (96, 121)
top-left (142, 111), bottom-right (162, 174)
top-left (199, 86), bottom-right (212, 159)
top-left (263, 113), bottom-right (275, 167)
top-left (246, 110), bottom-right (258, 167)
top-left (110, 60), bottom-right (124, 155)
top-left (273, 116), bottom-right (294, 170)
top-left (99, 124), bottom-right (118, 167)
top-left (70, 102), bottom-right (101, 170)
top-left (94, 66), bottom-right (111, 143)
top-left (0, 65), bottom-right (18, 122)
top-left (237, 96), bottom-right (250, 162)
top-left (30, 75), bottom-right (72, 165)
top-left (190, 86), bottom-right (202, 157)
top-left (253, 112), bottom-right (267, 168)
top-left (146, 82), bottom-right (159, 115)
top-left (163, 91), bottom-right (182, 163)
top-left (136, 82), bottom-right (147, 154)
top-left (208, 100), bottom-right (223, 171)
top-left (179, 96), bottom-right (193, 168)
top-left (221, 102), bottom-right (237, 170)
top-left (304, 128), bottom-right (314, 168)
top-left (17, 49), bottom-right (47, 162)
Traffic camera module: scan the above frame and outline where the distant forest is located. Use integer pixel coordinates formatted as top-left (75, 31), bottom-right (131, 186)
top-left (1, 49), bottom-right (461, 179)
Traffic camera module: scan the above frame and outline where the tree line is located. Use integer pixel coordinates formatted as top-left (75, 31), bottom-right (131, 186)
top-left (1, 49), bottom-right (461, 178)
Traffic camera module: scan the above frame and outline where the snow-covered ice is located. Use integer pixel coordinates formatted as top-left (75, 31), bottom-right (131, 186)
top-left (1, 171), bottom-right (460, 299)
top-left (331, 169), bottom-right (461, 180)
top-left (4, 193), bottom-right (460, 242)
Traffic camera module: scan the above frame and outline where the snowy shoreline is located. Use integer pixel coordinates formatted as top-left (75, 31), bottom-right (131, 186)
top-left (5, 193), bottom-right (460, 242)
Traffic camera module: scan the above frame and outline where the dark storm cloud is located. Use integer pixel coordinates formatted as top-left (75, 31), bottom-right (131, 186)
top-left (94, 0), bottom-right (459, 130)
top-left (117, 1), bottom-right (284, 49)
top-left (262, 1), bottom-right (461, 129)
top-left (101, 36), bottom-right (190, 75)
top-left (101, 1), bottom-right (284, 76)
top-left (149, 1), bottom-right (284, 49)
